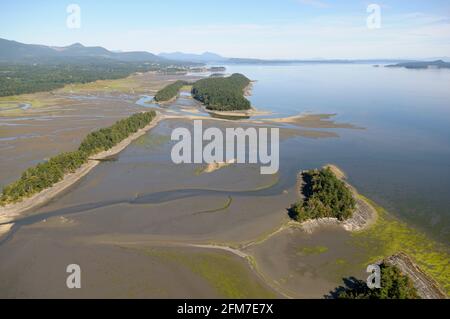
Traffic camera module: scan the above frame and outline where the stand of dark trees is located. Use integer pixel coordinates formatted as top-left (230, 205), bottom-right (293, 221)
top-left (289, 167), bottom-right (355, 222)
top-left (0, 111), bottom-right (156, 205)
top-left (154, 80), bottom-right (188, 102)
top-left (327, 263), bottom-right (420, 299)
top-left (0, 62), bottom-right (163, 97)
top-left (191, 73), bottom-right (251, 111)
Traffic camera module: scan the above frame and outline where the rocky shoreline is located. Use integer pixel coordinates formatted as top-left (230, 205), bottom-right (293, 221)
top-left (381, 253), bottom-right (447, 299)
top-left (297, 165), bottom-right (377, 234)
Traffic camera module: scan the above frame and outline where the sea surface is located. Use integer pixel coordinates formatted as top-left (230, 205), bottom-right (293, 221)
top-left (223, 63), bottom-right (450, 242)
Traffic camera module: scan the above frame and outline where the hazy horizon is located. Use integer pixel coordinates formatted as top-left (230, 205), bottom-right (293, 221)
top-left (1, 36), bottom-right (448, 62)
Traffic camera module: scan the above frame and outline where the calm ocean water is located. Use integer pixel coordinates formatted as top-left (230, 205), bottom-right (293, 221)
top-left (225, 63), bottom-right (450, 243)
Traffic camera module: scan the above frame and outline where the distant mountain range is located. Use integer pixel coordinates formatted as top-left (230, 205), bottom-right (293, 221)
top-left (157, 52), bottom-right (443, 65)
top-left (1, 38), bottom-right (448, 66)
top-left (0, 38), bottom-right (167, 63)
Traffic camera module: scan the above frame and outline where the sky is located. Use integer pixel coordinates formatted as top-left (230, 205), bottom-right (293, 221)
top-left (1, 0), bottom-right (449, 59)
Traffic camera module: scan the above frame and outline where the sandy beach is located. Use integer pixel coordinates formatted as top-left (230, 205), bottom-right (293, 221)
top-left (205, 108), bottom-right (272, 118)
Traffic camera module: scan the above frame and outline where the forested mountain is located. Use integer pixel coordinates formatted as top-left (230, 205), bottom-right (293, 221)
top-left (0, 38), bottom-right (59, 61)
top-left (0, 38), bottom-right (201, 96)
top-left (0, 38), bottom-right (166, 63)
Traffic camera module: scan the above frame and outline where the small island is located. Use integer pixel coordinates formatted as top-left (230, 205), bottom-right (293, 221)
top-left (289, 165), bottom-right (377, 232)
top-left (386, 60), bottom-right (450, 69)
top-left (289, 167), bottom-right (355, 222)
top-left (191, 73), bottom-right (252, 111)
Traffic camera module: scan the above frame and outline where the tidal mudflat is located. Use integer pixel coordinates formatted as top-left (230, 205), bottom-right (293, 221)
top-left (0, 103), bottom-right (370, 298)
top-left (0, 72), bottom-right (200, 187)
top-left (1, 65), bottom-right (449, 298)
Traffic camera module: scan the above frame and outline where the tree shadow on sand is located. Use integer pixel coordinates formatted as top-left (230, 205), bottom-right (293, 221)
top-left (287, 171), bottom-right (314, 220)
top-left (287, 205), bottom-right (298, 220)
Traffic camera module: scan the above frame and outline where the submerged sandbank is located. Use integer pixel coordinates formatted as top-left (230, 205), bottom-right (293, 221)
top-left (266, 113), bottom-right (361, 129)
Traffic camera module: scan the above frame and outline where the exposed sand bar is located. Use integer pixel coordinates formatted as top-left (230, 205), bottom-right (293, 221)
top-left (0, 112), bottom-right (163, 225)
top-left (206, 108), bottom-right (272, 118)
top-left (187, 244), bottom-right (250, 259)
top-left (266, 113), bottom-right (361, 129)
top-left (199, 159), bottom-right (236, 174)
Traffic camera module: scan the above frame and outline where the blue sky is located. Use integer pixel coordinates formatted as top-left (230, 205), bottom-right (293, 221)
top-left (1, 0), bottom-right (449, 59)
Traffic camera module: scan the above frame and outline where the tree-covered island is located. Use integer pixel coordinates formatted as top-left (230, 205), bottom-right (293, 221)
top-left (191, 73), bottom-right (251, 111)
top-left (289, 167), bottom-right (356, 222)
